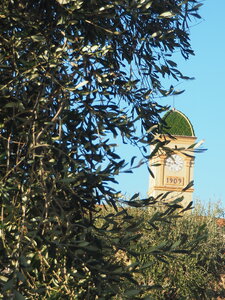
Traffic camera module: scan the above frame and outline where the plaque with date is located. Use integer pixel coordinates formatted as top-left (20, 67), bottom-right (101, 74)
top-left (166, 176), bottom-right (184, 186)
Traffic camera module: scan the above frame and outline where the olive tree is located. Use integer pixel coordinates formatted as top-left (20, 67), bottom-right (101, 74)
top-left (0, 0), bottom-right (201, 299)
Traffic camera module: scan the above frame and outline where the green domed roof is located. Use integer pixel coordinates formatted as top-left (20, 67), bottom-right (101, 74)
top-left (162, 109), bottom-right (195, 137)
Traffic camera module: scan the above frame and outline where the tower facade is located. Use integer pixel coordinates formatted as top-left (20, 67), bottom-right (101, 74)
top-left (148, 110), bottom-right (196, 206)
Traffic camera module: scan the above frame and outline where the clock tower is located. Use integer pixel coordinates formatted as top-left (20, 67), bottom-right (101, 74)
top-left (148, 109), bottom-right (197, 206)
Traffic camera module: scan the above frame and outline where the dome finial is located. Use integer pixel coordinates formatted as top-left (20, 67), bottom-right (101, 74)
top-left (172, 95), bottom-right (176, 110)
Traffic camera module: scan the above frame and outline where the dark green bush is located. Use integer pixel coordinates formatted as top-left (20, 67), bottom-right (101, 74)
top-left (126, 204), bottom-right (225, 299)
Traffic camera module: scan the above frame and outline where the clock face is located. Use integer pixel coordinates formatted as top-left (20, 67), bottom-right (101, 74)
top-left (166, 154), bottom-right (184, 172)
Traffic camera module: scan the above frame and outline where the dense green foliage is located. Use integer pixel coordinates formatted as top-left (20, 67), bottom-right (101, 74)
top-left (98, 204), bottom-right (225, 299)
top-left (131, 207), bottom-right (225, 299)
top-left (0, 0), bottom-right (203, 299)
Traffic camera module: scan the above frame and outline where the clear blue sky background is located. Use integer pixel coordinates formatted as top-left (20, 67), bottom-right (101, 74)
top-left (115, 1), bottom-right (225, 209)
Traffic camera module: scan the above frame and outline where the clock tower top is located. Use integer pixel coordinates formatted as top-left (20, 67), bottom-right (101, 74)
top-left (162, 109), bottom-right (195, 137)
top-left (149, 109), bottom-right (197, 206)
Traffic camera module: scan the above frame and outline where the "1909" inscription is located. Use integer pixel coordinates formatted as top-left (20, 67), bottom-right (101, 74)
top-left (166, 176), bottom-right (184, 186)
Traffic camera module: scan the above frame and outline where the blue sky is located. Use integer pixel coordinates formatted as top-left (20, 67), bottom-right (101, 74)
top-left (115, 1), bottom-right (225, 208)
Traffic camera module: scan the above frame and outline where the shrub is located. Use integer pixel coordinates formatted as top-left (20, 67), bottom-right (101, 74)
top-left (125, 203), bottom-right (225, 299)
